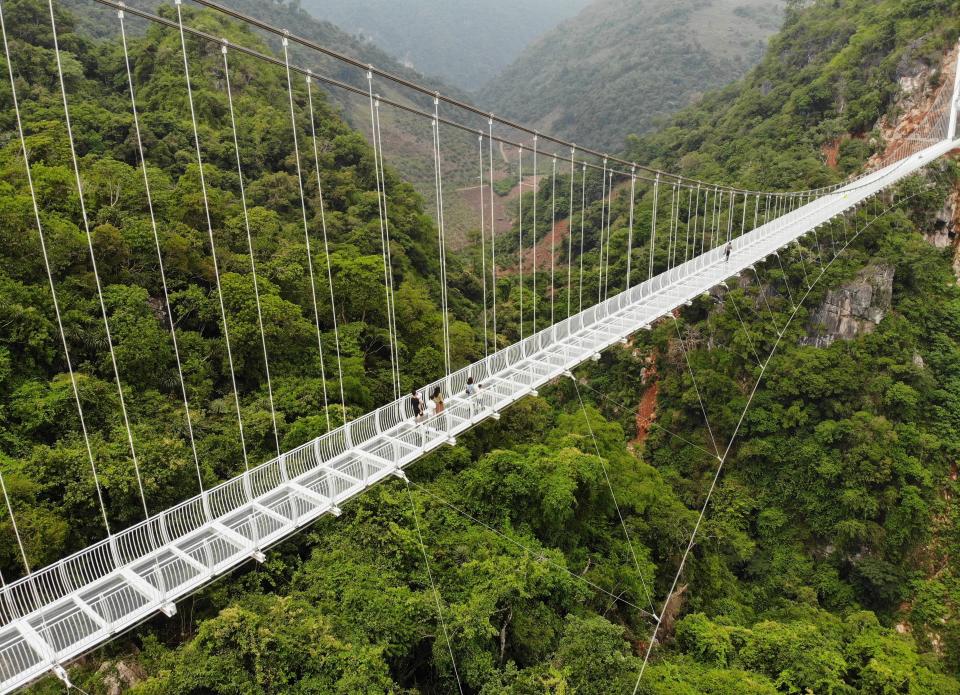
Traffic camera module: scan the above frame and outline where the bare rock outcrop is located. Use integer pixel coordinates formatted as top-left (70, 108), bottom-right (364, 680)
top-left (803, 264), bottom-right (894, 347)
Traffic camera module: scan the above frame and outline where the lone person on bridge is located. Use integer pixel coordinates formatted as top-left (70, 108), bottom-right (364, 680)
top-left (724, 241), bottom-right (732, 263)
top-left (465, 376), bottom-right (482, 416)
top-left (431, 387), bottom-right (446, 415)
top-left (409, 387), bottom-right (424, 422)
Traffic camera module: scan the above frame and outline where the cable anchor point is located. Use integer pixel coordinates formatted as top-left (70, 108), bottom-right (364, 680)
top-left (53, 665), bottom-right (72, 688)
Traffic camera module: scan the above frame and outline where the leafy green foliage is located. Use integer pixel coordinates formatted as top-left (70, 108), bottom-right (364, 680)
top-left (482, 0), bottom-right (787, 150)
top-left (7, 0), bottom-right (960, 692)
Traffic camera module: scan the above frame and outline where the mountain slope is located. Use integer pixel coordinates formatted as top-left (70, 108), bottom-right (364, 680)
top-left (9, 0), bottom-right (960, 692)
top-left (299, 0), bottom-right (593, 91)
top-left (67, 0), bottom-right (427, 90)
top-left (479, 0), bottom-right (786, 151)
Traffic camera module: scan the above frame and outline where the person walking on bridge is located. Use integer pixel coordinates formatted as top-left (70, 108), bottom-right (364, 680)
top-left (724, 241), bottom-right (732, 263)
top-left (409, 387), bottom-right (424, 422)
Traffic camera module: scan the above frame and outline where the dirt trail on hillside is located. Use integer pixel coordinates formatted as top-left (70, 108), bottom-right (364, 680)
top-left (631, 351), bottom-right (659, 447)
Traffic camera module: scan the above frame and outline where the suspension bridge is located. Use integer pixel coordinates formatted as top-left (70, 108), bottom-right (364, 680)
top-left (0, 0), bottom-right (958, 690)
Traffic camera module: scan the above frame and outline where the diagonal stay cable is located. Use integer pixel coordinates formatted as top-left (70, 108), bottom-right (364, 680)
top-left (633, 190), bottom-right (923, 690)
top-left (576, 380), bottom-right (721, 462)
top-left (728, 296), bottom-right (764, 368)
top-left (405, 481), bottom-right (463, 694)
top-left (748, 265), bottom-right (782, 336)
top-left (671, 316), bottom-right (720, 458)
top-left (410, 480), bottom-right (656, 619)
top-left (774, 251), bottom-right (797, 309)
top-left (571, 378), bottom-right (658, 619)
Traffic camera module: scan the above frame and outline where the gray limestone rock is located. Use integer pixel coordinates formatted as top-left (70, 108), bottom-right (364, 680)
top-left (803, 264), bottom-right (894, 347)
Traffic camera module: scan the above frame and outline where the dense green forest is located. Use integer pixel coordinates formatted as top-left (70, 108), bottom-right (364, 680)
top-left (2, 0), bottom-right (960, 693)
top-left (480, 0), bottom-right (787, 151)
top-left (0, 0), bottom-right (488, 568)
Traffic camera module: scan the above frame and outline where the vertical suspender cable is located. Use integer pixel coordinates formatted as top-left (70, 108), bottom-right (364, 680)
top-left (433, 99), bottom-right (452, 374)
top-left (740, 191), bottom-right (748, 240)
top-left (477, 135), bottom-right (489, 358)
top-left (487, 117), bottom-right (497, 348)
top-left (176, 0), bottom-right (249, 470)
top-left (689, 184), bottom-right (700, 263)
top-left (366, 73), bottom-right (399, 400)
top-left (305, 75), bottom-right (347, 425)
top-left (284, 46), bottom-right (330, 431)
top-left (727, 191), bottom-right (735, 243)
top-left (51, 0), bottom-right (150, 520)
top-left (698, 187), bottom-right (708, 257)
top-left (373, 98), bottom-right (401, 395)
top-left (223, 42), bottom-right (281, 455)
top-left (705, 188), bottom-right (724, 251)
top-left (118, 10), bottom-right (203, 492)
top-left (3, 0), bottom-right (112, 540)
top-left (625, 166), bottom-right (636, 289)
top-left (604, 170), bottom-right (613, 299)
top-left (517, 145), bottom-right (524, 342)
top-left (674, 184), bottom-right (683, 267)
top-left (532, 134), bottom-right (538, 333)
top-left (648, 174), bottom-right (660, 280)
top-left (597, 158), bottom-right (607, 303)
top-left (550, 156), bottom-right (558, 324)
top-left (0, 473), bottom-right (47, 631)
top-left (667, 184), bottom-right (678, 270)
top-left (566, 147), bottom-right (576, 316)
top-left (684, 184), bottom-right (694, 264)
top-left (578, 163), bottom-right (587, 312)
top-left (708, 188), bottom-right (719, 250)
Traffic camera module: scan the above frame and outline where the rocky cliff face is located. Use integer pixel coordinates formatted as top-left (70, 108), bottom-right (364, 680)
top-left (803, 264), bottom-right (894, 347)
top-left (928, 186), bottom-right (960, 279)
top-left (866, 44), bottom-right (960, 277)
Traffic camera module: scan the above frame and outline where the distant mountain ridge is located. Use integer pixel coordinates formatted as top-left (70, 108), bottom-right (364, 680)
top-left (298, 0), bottom-right (593, 90)
top-left (479, 0), bottom-right (786, 151)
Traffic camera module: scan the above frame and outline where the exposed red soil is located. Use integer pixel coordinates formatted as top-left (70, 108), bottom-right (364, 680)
top-left (457, 173), bottom-right (544, 240)
top-left (868, 45), bottom-right (960, 170)
top-left (631, 351), bottom-right (659, 447)
top-left (822, 138), bottom-right (842, 170)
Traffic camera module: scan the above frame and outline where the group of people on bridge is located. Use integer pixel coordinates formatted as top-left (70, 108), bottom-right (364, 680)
top-left (409, 376), bottom-right (482, 422)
